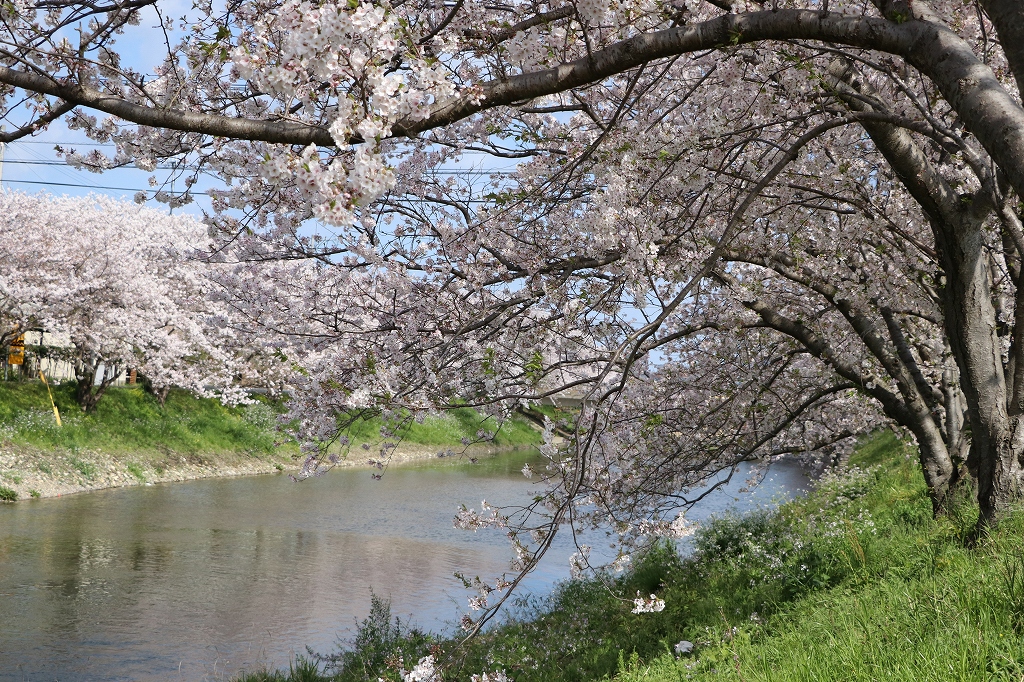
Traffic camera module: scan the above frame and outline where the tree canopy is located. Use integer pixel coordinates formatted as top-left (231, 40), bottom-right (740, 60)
top-left (4, 0), bottom-right (1024, 625)
top-left (0, 192), bottom-right (252, 410)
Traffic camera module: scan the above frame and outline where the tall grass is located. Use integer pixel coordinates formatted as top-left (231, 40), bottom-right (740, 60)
top-left (234, 431), bottom-right (1024, 682)
top-left (614, 437), bottom-right (1024, 682)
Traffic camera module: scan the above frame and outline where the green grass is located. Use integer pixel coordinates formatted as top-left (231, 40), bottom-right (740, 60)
top-left (126, 461), bottom-right (147, 482)
top-left (0, 485), bottom-right (16, 501)
top-left (232, 431), bottom-right (1024, 682)
top-left (0, 382), bottom-right (289, 456)
top-left (67, 454), bottom-right (97, 479)
top-left (0, 383), bottom-right (541, 461)
top-left (612, 439), bottom-right (1024, 682)
top-left (337, 405), bottom-right (542, 451)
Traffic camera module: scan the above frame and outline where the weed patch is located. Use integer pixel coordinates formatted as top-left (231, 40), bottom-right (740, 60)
top-left (67, 455), bottom-right (97, 480)
top-left (126, 462), bottom-right (146, 482)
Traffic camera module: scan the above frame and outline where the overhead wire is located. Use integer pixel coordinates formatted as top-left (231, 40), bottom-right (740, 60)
top-left (1, 159), bottom-right (515, 175)
top-left (2, 177), bottom-right (494, 204)
top-left (1, 178), bottom-right (211, 195)
top-left (1, 149), bottom-right (519, 202)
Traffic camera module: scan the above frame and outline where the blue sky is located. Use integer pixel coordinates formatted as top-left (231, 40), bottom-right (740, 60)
top-left (1, 131), bottom-right (210, 219)
top-left (0, 0), bottom-right (210, 217)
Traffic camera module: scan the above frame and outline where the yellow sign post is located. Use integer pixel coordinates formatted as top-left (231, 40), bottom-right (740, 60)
top-left (7, 334), bottom-right (24, 366)
top-left (39, 369), bottom-right (62, 427)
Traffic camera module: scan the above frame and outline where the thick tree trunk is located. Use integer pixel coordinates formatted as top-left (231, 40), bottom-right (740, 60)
top-left (75, 370), bottom-right (101, 413)
top-left (909, 411), bottom-right (958, 514)
top-left (941, 359), bottom-right (971, 488)
top-left (979, 0), bottom-right (1024, 96)
top-left (827, 56), bottom-right (1024, 522)
top-left (74, 357), bottom-right (115, 413)
top-left (825, 60), bottom-right (961, 512)
top-left (937, 213), bottom-right (1024, 524)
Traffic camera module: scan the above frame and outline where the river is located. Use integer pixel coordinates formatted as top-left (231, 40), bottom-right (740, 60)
top-left (0, 450), bottom-right (810, 681)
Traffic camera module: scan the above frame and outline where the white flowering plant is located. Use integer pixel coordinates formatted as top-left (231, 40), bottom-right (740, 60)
top-left (693, 466), bottom-right (885, 597)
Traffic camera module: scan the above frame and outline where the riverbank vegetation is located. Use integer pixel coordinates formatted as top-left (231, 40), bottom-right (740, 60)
top-left (0, 382), bottom-right (296, 499)
top-left (237, 432), bottom-right (1024, 682)
top-left (0, 382), bottom-right (543, 500)
top-left (0, 382), bottom-right (289, 456)
top-left (341, 405), bottom-right (542, 450)
top-left (0, 382), bottom-right (540, 456)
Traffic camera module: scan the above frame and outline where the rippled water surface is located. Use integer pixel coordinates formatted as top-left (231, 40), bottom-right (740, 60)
top-left (0, 451), bottom-right (809, 681)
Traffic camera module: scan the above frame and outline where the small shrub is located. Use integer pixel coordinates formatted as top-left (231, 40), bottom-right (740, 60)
top-left (0, 485), bottom-right (17, 502)
top-left (126, 462), bottom-right (146, 482)
top-left (235, 670), bottom-right (292, 682)
top-left (284, 657), bottom-right (325, 682)
top-left (68, 455), bottom-right (97, 479)
top-left (242, 402), bottom-right (279, 432)
top-left (312, 593), bottom-right (434, 681)
top-left (29, 489), bottom-right (41, 499)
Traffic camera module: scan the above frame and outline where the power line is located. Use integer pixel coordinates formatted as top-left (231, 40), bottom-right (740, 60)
top-left (14, 140), bottom-right (115, 146)
top-left (1, 175), bottom-right (491, 201)
top-left (1, 178), bottom-right (210, 195)
top-left (1, 157), bottom-right (518, 175)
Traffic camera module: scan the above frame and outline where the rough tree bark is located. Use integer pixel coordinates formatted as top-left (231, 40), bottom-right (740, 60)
top-left (979, 0), bottom-right (1024, 93)
top-left (939, 211), bottom-right (1024, 525)
top-left (829, 57), bottom-right (1024, 524)
top-left (74, 357), bottom-right (118, 413)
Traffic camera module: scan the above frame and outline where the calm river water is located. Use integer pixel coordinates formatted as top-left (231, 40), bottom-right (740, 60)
top-left (0, 450), bottom-right (809, 682)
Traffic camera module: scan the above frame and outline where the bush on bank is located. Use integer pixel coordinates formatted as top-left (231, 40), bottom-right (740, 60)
top-left (237, 431), bottom-right (1024, 682)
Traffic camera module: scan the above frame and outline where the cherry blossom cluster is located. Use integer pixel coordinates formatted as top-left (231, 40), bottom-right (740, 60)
top-left (631, 592), bottom-right (667, 614)
top-left (0, 192), bottom-right (257, 409)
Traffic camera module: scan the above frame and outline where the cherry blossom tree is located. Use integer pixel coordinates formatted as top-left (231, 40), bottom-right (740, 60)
top-left (4, 0), bottom-right (1024, 626)
top-left (0, 192), bottom-right (245, 410)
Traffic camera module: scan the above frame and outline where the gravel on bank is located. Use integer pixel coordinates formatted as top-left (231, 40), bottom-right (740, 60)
top-left (0, 442), bottom-right (527, 501)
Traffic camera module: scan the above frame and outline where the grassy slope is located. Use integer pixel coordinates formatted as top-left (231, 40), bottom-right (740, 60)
top-left (341, 405), bottom-right (541, 449)
top-left (616, 434), bottom-right (1024, 682)
top-left (0, 382), bottom-right (286, 456)
top-left (0, 382), bottom-right (541, 458)
top-left (236, 431), bottom-right (1024, 682)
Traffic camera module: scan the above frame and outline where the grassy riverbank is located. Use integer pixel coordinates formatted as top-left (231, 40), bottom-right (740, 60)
top-left (0, 382), bottom-right (288, 455)
top-left (0, 382), bottom-right (541, 500)
top-left (237, 432), bottom-right (1024, 682)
